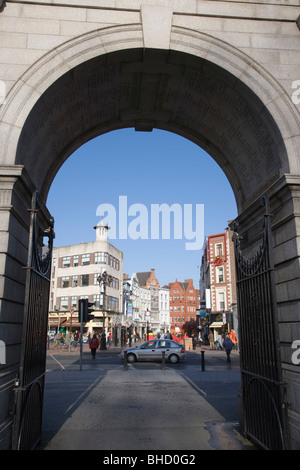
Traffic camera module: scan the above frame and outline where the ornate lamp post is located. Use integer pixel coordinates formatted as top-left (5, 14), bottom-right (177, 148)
top-left (97, 270), bottom-right (112, 350)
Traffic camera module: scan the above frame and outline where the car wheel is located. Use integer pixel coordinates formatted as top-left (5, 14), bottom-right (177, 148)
top-left (127, 353), bottom-right (136, 363)
top-left (169, 354), bottom-right (179, 364)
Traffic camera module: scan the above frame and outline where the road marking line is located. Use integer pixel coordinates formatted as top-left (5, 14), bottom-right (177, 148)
top-left (50, 354), bottom-right (65, 370)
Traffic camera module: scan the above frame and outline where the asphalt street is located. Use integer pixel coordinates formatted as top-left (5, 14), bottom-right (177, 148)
top-left (38, 345), bottom-right (258, 453)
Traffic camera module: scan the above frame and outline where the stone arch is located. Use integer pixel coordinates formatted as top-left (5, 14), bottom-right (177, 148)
top-left (1, 22), bottom-right (300, 450)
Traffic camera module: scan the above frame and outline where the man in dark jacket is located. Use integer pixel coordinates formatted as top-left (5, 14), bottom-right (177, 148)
top-left (223, 335), bottom-right (233, 364)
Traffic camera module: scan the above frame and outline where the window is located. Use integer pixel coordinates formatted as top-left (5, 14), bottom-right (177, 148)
top-left (108, 297), bottom-right (118, 310)
top-left (217, 267), bottom-right (224, 283)
top-left (73, 255), bottom-right (79, 267)
top-left (62, 276), bottom-right (69, 288)
top-left (62, 256), bottom-right (70, 268)
top-left (71, 296), bottom-right (77, 308)
top-left (82, 254), bottom-right (90, 266)
top-left (60, 297), bottom-right (68, 310)
top-left (219, 292), bottom-right (225, 310)
top-left (72, 275), bottom-right (78, 287)
top-left (93, 294), bottom-right (103, 309)
top-left (95, 252), bottom-right (107, 264)
top-left (143, 341), bottom-right (156, 349)
top-left (81, 274), bottom-right (89, 286)
top-left (216, 243), bottom-right (223, 257)
top-left (111, 277), bottom-right (119, 290)
top-left (157, 341), bottom-right (171, 348)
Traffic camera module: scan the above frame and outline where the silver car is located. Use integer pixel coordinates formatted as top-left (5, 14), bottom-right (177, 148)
top-left (121, 339), bottom-right (185, 364)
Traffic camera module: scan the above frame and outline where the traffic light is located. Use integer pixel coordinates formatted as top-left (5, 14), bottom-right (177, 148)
top-left (79, 298), bottom-right (95, 323)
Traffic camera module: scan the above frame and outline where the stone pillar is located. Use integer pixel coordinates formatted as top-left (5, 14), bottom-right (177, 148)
top-left (268, 175), bottom-right (300, 450)
top-left (0, 164), bottom-right (50, 449)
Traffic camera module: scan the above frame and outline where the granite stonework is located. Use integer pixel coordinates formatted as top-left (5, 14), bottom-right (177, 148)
top-left (0, 0), bottom-right (299, 449)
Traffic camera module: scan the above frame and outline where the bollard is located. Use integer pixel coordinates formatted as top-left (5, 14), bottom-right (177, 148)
top-left (123, 351), bottom-right (128, 371)
top-left (162, 350), bottom-right (166, 370)
top-left (201, 350), bottom-right (205, 372)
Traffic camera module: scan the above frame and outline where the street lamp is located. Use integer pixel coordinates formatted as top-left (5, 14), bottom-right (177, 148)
top-left (97, 270), bottom-right (113, 350)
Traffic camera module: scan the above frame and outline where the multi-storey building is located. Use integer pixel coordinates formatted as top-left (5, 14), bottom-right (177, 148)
top-left (167, 279), bottom-right (200, 334)
top-left (134, 269), bottom-right (161, 337)
top-left (159, 287), bottom-right (170, 335)
top-left (200, 223), bottom-right (237, 340)
top-left (49, 221), bottom-right (123, 335)
top-left (123, 273), bottom-right (151, 338)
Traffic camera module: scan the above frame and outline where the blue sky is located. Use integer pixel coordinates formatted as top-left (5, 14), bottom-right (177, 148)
top-left (46, 128), bottom-right (237, 288)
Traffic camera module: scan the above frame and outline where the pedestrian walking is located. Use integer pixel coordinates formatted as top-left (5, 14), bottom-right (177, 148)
top-left (229, 329), bottom-right (238, 350)
top-left (73, 330), bottom-right (79, 347)
top-left (223, 335), bottom-right (233, 364)
top-left (108, 331), bottom-right (112, 346)
top-left (192, 334), bottom-right (197, 350)
top-left (89, 334), bottom-right (99, 359)
top-left (165, 330), bottom-right (172, 340)
top-left (208, 330), bottom-right (214, 349)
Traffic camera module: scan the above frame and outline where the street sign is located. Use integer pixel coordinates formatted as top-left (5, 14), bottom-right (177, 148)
top-left (70, 307), bottom-right (74, 314)
top-left (145, 310), bottom-right (151, 317)
top-left (127, 302), bottom-right (133, 316)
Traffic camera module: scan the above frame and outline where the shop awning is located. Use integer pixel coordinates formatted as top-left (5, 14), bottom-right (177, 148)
top-left (209, 322), bottom-right (225, 328)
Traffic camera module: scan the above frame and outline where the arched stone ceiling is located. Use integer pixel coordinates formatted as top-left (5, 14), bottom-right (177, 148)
top-left (16, 49), bottom-right (287, 211)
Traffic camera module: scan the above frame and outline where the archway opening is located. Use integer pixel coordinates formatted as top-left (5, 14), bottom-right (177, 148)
top-left (42, 127), bottom-right (245, 451)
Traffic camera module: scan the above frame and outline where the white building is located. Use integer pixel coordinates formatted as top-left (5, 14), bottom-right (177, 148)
top-left (159, 287), bottom-right (170, 335)
top-left (49, 221), bottom-right (123, 335)
top-left (124, 273), bottom-right (170, 337)
top-left (123, 273), bottom-right (151, 338)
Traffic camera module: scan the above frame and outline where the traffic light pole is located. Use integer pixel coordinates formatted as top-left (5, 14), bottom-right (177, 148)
top-left (79, 299), bottom-right (84, 371)
top-left (79, 298), bottom-right (95, 370)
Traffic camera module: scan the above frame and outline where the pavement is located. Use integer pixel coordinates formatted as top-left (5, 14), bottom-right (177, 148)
top-left (38, 344), bottom-right (258, 454)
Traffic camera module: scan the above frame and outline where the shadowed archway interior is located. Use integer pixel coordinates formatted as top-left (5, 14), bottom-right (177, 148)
top-left (15, 49), bottom-right (287, 212)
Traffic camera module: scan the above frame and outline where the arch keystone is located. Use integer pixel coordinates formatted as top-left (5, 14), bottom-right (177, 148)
top-left (141, 4), bottom-right (173, 49)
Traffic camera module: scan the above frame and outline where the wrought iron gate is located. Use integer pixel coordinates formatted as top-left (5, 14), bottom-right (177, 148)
top-left (12, 191), bottom-right (54, 450)
top-left (232, 195), bottom-right (288, 450)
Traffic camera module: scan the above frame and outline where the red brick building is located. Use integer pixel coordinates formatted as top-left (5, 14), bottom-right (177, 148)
top-left (200, 225), bottom-right (238, 336)
top-left (166, 279), bottom-right (200, 333)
